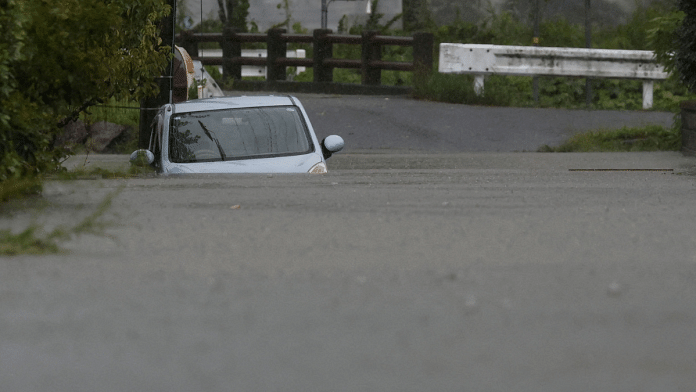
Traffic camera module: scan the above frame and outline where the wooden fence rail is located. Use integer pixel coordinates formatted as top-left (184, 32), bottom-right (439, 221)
top-left (177, 29), bottom-right (433, 87)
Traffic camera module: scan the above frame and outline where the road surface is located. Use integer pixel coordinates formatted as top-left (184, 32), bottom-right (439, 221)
top-left (296, 93), bottom-right (674, 152)
top-left (1, 95), bottom-right (695, 391)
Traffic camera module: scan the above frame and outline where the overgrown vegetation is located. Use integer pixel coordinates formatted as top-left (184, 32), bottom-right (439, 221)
top-left (673, 0), bottom-right (696, 94)
top-left (0, 177), bottom-right (43, 204)
top-left (80, 98), bottom-right (140, 129)
top-left (2, 0), bottom-right (694, 189)
top-left (53, 165), bottom-right (156, 181)
top-left (0, 0), bottom-right (171, 181)
top-left (0, 185), bottom-right (123, 256)
top-left (180, 1), bottom-right (694, 111)
top-left (538, 123), bottom-right (682, 152)
top-left (412, 2), bottom-right (696, 111)
top-left (0, 226), bottom-right (62, 255)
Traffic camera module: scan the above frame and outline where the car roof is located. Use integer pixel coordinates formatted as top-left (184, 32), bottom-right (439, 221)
top-left (171, 95), bottom-right (296, 114)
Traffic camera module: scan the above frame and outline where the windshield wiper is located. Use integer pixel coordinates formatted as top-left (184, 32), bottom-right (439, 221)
top-left (198, 121), bottom-right (226, 160)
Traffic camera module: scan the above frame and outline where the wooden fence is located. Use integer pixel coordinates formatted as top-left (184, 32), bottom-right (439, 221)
top-left (177, 28), bottom-right (433, 87)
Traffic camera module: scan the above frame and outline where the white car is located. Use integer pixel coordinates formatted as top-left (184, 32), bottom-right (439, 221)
top-left (131, 95), bottom-right (344, 174)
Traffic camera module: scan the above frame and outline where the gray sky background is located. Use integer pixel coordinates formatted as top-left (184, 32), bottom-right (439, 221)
top-left (180, 0), bottom-right (401, 31)
top-left (179, 0), bottom-right (660, 31)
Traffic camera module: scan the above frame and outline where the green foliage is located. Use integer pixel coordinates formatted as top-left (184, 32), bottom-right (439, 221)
top-left (597, 3), bottom-right (674, 50)
top-left (402, 0), bottom-right (435, 31)
top-left (674, 0), bottom-right (696, 93)
top-left (364, 0), bottom-right (402, 33)
top-left (486, 11), bottom-right (532, 46)
top-left (648, 9), bottom-right (684, 77)
top-left (413, 73), bottom-right (517, 106)
top-left (187, 78), bottom-right (206, 99)
top-left (0, 226), bottom-right (61, 256)
top-left (205, 65), bottom-right (224, 82)
top-left (195, 18), bottom-right (224, 33)
top-left (213, 2), bottom-right (693, 112)
top-left (272, 0), bottom-right (292, 31)
top-left (430, 0), bottom-right (481, 27)
top-left (81, 98), bottom-right (140, 128)
top-left (412, 3), bottom-right (696, 111)
top-left (538, 18), bottom-right (583, 48)
top-left (0, 0), bottom-right (171, 182)
top-left (414, 72), bottom-right (695, 111)
top-left (218, 0), bottom-right (249, 32)
top-left (55, 165), bottom-right (155, 181)
top-left (0, 177), bottom-right (42, 203)
top-left (0, 185), bottom-right (124, 256)
top-left (434, 19), bottom-right (487, 46)
top-left (539, 124), bottom-right (682, 152)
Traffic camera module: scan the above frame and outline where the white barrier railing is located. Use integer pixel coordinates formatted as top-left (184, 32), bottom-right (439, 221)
top-left (438, 44), bottom-right (669, 109)
top-left (198, 49), bottom-right (306, 79)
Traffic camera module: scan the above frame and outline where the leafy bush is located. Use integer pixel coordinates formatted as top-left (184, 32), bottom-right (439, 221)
top-left (0, 0), bottom-right (171, 182)
top-left (674, 0), bottom-right (696, 93)
top-left (0, 177), bottom-right (42, 203)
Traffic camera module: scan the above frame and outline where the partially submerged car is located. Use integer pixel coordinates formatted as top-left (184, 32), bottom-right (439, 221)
top-left (130, 95), bottom-right (344, 174)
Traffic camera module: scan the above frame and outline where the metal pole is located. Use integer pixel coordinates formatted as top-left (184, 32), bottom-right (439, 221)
top-left (169, 0), bottom-right (176, 104)
top-left (321, 0), bottom-right (328, 29)
top-left (585, 0), bottom-right (592, 109)
top-left (533, 0), bottom-right (540, 104)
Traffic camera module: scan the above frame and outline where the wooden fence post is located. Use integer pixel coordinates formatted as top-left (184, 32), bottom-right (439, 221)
top-left (222, 27), bottom-right (241, 81)
top-left (361, 30), bottom-right (381, 85)
top-left (313, 29), bottom-right (333, 83)
top-left (412, 32), bottom-right (433, 83)
top-left (267, 28), bottom-right (287, 82)
top-left (681, 101), bottom-right (696, 156)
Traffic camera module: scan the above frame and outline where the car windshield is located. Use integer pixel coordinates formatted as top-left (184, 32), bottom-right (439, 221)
top-left (168, 106), bottom-right (313, 163)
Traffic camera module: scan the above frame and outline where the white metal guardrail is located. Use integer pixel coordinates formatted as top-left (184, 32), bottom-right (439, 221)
top-left (199, 49), bottom-right (306, 79)
top-left (439, 43), bottom-right (669, 109)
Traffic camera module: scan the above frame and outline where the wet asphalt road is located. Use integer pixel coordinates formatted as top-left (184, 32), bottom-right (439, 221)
top-left (293, 93), bottom-right (674, 152)
top-left (1, 95), bottom-right (696, 392)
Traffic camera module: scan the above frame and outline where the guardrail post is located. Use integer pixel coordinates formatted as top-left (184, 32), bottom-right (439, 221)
top-left (313, 29), bottom-right (333, 83)
top-left (267, 28), bottom-right (287, 82)
top-left (179, 30), bottom-right (199, 58)
top-left (222, 27), bottom-right (242, 81)
top-left (361, 30), bottom-right (381, 85)
top-left (642, 81), bottom-right (654, 110)
top-left (474, 75), bottom-right (485, 96)
top-left (412, 32), bottom-right (433, 83)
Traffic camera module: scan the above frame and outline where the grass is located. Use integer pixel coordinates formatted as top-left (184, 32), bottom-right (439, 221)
top-left (0, 226), bottom-right (62, 256)
top-left (538, 124), bottom-right (682, 152)
top-left (0, 177), bottom-right (43, 203)
top-left (53, 165), bottom-right (155, 181)
top-left (411, 73), bottom-right (696, 112)
top-left (412, 73), bottom-right (517, 106)
top-left (0, 161), bottom-right (152, 256)
top-left (0, 184), bottom-right (123, 256)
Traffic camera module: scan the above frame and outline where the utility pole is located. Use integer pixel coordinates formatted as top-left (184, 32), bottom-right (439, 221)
top-left (322, 0), bottom-right (362, 30)
top-left (585, 0), bottom-right (592, 109)
top-left (322, 0), bottom-right (328, 29)
top-left (532, 0), bottom-right (540, 104)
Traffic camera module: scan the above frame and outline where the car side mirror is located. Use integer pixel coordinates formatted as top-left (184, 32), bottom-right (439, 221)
top-left (320, 135), bottom-right (344, 160)
top-left (130, 149), bottom-right (155, 166)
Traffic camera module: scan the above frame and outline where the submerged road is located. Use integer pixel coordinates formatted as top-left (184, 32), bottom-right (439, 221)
top-left (1, 95), bottom-right (695, 392)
